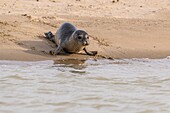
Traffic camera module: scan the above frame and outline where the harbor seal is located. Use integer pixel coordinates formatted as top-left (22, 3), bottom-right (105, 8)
top-left (45, 22), bottom-right (97, 56)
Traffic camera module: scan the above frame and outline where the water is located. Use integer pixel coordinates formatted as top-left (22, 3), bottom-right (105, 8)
top-left (0, 58), bottom-right (170, 113)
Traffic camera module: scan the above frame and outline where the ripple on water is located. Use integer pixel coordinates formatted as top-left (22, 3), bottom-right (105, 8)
top-left (0, 58), bottom-right (170, 113)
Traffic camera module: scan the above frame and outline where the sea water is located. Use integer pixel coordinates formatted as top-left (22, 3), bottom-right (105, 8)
top-left (0, 58), bottom-right (170, 113)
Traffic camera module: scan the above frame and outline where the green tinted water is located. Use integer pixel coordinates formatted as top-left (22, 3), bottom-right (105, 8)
top-left (0, 58), bottom-right (170, 113)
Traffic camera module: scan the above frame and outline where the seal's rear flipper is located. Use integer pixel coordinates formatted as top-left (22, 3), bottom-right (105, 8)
top-left (44, 31), bottom-right (55, 43)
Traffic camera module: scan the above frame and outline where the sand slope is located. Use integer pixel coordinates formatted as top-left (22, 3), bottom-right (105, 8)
top-left (0, 0), bottom-right (170, 61)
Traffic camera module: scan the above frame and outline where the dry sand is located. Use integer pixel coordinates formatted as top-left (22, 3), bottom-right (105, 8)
top-left (0, 0), bottom-right (170, 61)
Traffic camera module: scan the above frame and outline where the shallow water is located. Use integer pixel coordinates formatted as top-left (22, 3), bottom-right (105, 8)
top-left (0, 58), bottom-right (170, 113)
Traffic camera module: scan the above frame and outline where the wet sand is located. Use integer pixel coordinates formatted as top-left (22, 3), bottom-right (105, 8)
top-left (0, 0), bottom-right (170, 61)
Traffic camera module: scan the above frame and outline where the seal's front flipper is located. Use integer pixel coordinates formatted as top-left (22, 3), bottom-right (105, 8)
top-left (44, 31), bottom-right (55, 43)
top-left (49, 40), bottom-right (63, 55)
top-left (50, 47), bottom-right (62, 55)
top-left (83, 48), bottom-right (97, 56)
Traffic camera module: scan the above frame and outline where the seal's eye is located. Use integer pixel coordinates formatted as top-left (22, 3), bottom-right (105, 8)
top-left (77, 36), bottom-right (82, 39)
top-left (87, 36), bottom-right (89, 39)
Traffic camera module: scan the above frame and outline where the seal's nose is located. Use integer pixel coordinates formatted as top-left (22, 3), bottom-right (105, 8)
top-left (84, 41), bottom-right (89, 46)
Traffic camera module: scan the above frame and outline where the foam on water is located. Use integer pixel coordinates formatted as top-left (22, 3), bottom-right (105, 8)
top-left (0, 58), bottom-right (170, 113)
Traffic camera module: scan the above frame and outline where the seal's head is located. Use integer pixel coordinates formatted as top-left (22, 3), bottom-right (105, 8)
top-left (73, 30), bottom-right (90, 46)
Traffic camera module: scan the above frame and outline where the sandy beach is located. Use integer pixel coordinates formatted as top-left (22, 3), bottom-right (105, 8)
top-left (0, 0), bottom-right (170, 61)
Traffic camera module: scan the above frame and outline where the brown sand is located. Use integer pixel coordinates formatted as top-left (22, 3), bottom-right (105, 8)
top-left (0, 0), bottom-right (170, 61)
